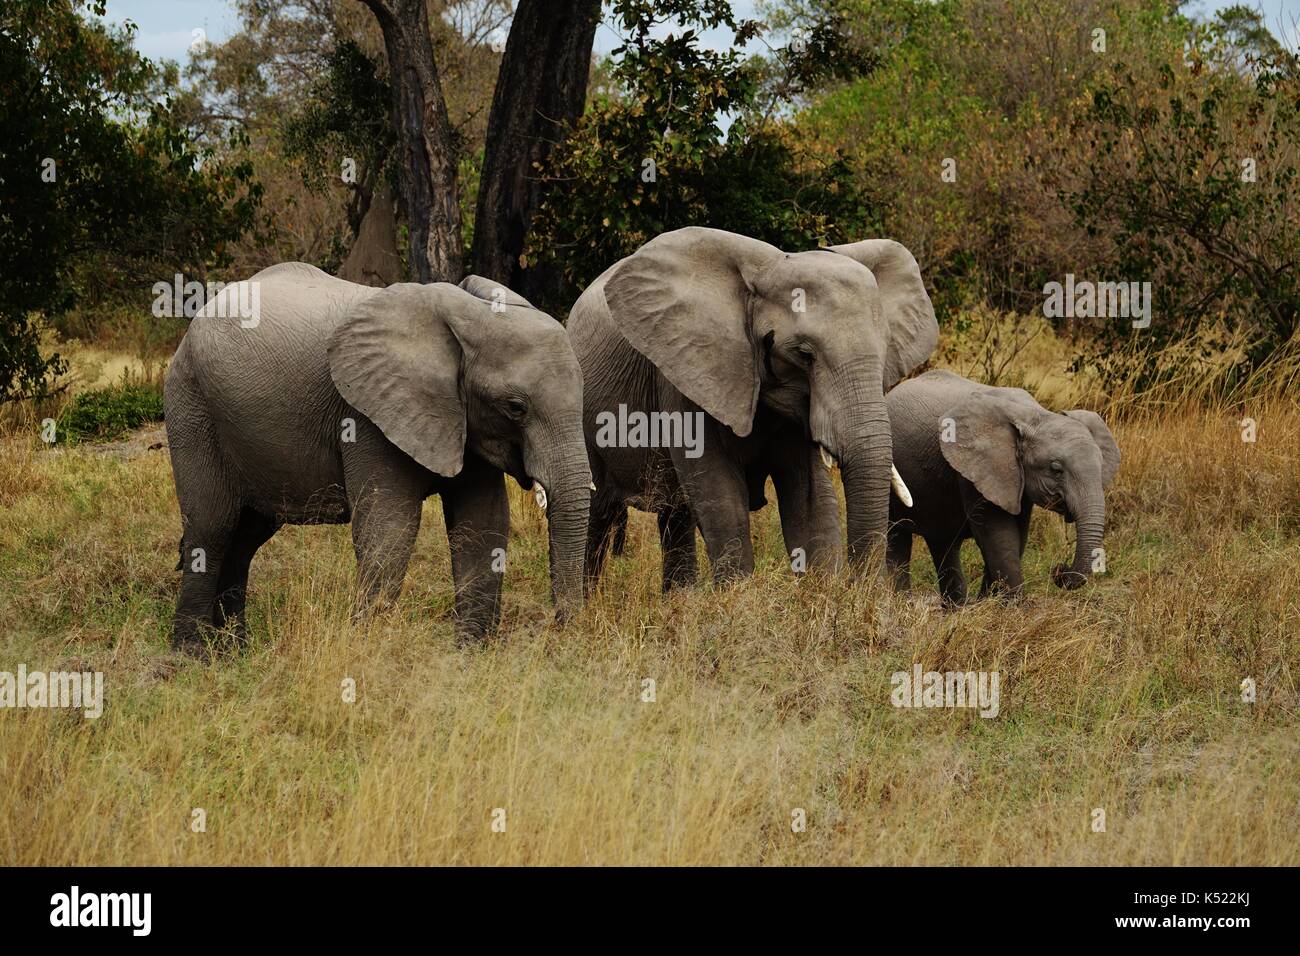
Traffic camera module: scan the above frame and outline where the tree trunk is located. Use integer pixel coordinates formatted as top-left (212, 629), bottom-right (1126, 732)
top-left (361, 0), bottom-right (463, 283)
top-left (470, 0), bottom-right (600, 301)
top-left (338, 179), bottom-right (403, 287)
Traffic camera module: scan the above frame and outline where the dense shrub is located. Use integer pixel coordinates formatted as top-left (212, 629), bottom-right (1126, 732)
top-left (57, 382), bottom-right (165, 444)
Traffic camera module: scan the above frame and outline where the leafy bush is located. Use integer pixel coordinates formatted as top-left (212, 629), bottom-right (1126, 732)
top-left (57, 382), bottom-right (164, 444)
top-left (0, 0), bottom-right (261, 403)
top-left (1068, 32), bottom-right (1300, 388)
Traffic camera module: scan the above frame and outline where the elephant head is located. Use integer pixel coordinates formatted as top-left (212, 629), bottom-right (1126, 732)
top-left (939, 391), bottom-right (1120, 589)
top-left (327, 277), bottom-right (591, 617)
top-left (601, 227), bottom-right (937, 565)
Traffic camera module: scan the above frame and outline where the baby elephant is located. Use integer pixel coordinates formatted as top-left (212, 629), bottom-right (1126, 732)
top-left (886, 370), bottom-right (1119, 602)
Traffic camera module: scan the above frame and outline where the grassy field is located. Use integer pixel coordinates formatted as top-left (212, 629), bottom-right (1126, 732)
top-left (1, 332), bottom-right (1297, 865)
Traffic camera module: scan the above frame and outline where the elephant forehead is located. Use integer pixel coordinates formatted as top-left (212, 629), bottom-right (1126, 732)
top-left (1028, 422), bottom-right (1101, 460)
top-left (757, 252), bottom-right (877, 303)
top-left (480, 322), bottom-right (580, 376)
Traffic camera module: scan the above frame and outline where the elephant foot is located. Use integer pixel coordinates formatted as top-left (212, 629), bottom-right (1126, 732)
top-left (171, 629), bottom-right (219, 661)
top-left (1051, 564), bottom-right (1088, 590)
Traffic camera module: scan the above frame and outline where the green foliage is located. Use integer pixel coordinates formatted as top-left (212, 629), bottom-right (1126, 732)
top-left (0, 0), bottom-right (262, 402)
top-left (281, 39), bottom-right (395, 197)
top-left (526, 0), bottom-right (879, 313)
top-left (795, 0), bottom-right (1300, 392)
top-left (57, 381), bottom-right (165, 443)
top-left (1068, 21), bottom-right (1300, 387)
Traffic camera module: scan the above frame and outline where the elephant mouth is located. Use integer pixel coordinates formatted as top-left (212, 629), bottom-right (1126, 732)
top-left (1043, 495), bottom-right (1073, 521)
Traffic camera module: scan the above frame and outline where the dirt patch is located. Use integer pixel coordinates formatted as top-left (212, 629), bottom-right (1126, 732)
top-left (83, 423), bottom-right (169, 461)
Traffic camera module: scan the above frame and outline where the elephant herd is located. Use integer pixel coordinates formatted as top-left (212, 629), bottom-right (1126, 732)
top-left (163, 227), bottom-right (1119, 655)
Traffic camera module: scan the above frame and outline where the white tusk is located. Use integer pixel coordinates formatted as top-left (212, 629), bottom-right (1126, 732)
top-left (890, 465), bottom-right (913, 507)
top-left (532, 481), bottom-right (547, 510)
top-left (819, 445), bottom-right (835, 471)
top-left (589, 481), bottom-right (597, 492)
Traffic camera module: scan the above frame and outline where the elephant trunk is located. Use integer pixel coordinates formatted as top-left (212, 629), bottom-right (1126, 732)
top-left (538, 443), bottom-right (591, 621)
top-left (836, 400), bottom-right (894, 569)
top-left (1055, 485), bottom-right (1105, 590)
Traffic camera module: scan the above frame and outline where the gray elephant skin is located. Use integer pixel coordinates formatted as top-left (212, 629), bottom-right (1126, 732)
top-left (164, 262), bottom-right (590, 654)
top-left (886, 369), bottom-right (1120, 602)
top-left (568, 227), bottom-right (938, 590)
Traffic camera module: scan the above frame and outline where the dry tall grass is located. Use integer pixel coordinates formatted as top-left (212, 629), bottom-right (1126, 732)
top-left (0, 341), bottom-right (1296, 865)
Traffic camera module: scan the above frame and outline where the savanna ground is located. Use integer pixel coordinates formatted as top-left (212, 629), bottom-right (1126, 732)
top-left (1, 319), bottom-right (1297, 866)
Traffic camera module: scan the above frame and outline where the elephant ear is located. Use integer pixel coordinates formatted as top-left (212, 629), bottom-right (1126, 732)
top-left (458, 274), bottom-right (536, 311)
top-left (601, 227), bottom-right (782, 437)
top-left (328, 282), bottom-right (478, 478)
top-left (825, 239), bottom-right (938, 389)
top-left (1063, 409), bottom-right (1121, 486)
top-left (939, 391), bottom-right (1026, 515)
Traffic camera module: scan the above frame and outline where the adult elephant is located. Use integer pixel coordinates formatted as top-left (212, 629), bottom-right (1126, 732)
top-left (568, 227), bottom-right (938, 590)
top-left (886, 370), bottom-right (1120, 602)
top-left (164, 263), bottom-right (590, 654)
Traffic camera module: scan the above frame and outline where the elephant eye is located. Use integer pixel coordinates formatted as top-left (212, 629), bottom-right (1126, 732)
top-left (505, 398), bottom-right (528, 420)
top-left (1050, 460), bottom-right (1064, 474)
top-left (795, 344), bottom-right (814, 363)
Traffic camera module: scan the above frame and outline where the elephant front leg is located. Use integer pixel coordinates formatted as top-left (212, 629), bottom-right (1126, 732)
top-left (441, 460), bottom-right (509, 642)
top-left (886, 525), bottom-right (913, 592)
top-left (770, 437), bottom-right (844, 575)
top-left (970, 510), bottom-right (1025, 599)
top-left (585, 495), bottom-right (626, 593)
top-left (348, 486), bottom-right (424, 619)
top-left (657, 503), bottom-right (697, 591)
top-left (926, 534), bottom-right (969, 606)
top-left (671, 435), bottom-right (752, 584)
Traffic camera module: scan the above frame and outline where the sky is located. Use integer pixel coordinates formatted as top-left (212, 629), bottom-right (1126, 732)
top-left (102, 0), bottom-right (1300, 66)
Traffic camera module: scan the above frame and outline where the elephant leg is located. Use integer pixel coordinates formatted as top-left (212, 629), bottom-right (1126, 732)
top-left (585, 494), bottom-right (626, 593)
top-left (350, 492), bottom-right (422, 616)
top-left (658, 503), bottom-right (697, 591)
top-left (212, 507), bottom-right (279, 642)
top-left (345, 472), bottom-right (425, 620)
top-left (972, 511), bottom-right (1025, 598)
top-left (172, 503), bottom-right (239, 655)
top-left (770, 438), bottom-right (843, 575)
top-left (672, 451), bottom-right (751, 584)
top-left (1017, 507), bottom-right (1032, 560)
top-left (886, 526), bottom-right (913, 592)
top-left (441, 461), bottom-right (508, 642)
top-left (926, 535), bottom-right (968, 606)
top-left (610, 506), bottom-right (629, 556)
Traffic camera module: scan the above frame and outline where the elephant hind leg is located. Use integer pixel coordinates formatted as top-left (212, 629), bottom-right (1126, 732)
top-left (212, 507), bottom-right (279, 643)
top-left (926, 535), bottom-right (968, 606)
top-left (658, 503), bottom-right (697, 592)
top-left (173, 503), bottom-right (240, 656)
